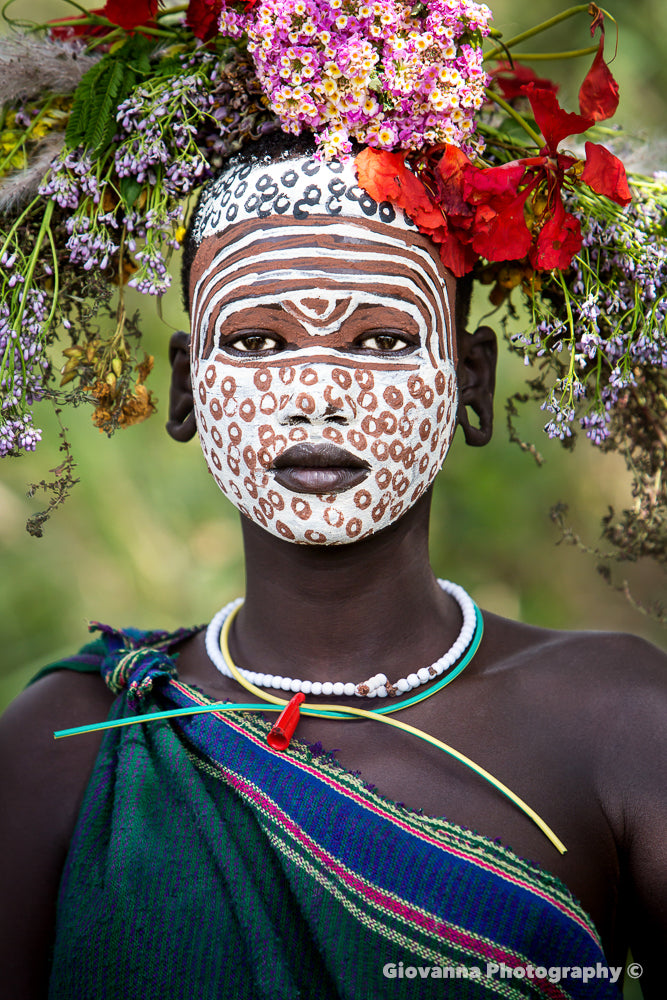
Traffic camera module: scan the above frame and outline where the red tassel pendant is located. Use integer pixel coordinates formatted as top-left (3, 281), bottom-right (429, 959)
top-left (267, 692), bottom-right (305, 751)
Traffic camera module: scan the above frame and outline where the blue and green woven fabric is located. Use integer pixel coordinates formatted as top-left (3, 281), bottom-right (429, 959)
top-left (40, 625), bottom-right (621, 1000)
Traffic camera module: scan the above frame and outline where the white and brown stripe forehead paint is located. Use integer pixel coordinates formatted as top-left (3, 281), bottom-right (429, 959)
top-left (190, 217), bottom-right (455, 368)
top-left (189, 154), bottom-right (459, 546)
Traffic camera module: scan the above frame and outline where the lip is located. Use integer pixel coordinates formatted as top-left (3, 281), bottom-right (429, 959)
top-left (271, 443), bottom-right (370, 495)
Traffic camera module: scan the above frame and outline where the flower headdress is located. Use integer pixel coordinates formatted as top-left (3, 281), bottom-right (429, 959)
top-left (0, 1), bottom-right (665, 611)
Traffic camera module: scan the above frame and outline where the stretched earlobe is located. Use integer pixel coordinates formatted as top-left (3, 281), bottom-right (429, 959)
top-left (456, 325), bottom-right (497, 447)
top-left (166, 330), bottom-right (197, 442)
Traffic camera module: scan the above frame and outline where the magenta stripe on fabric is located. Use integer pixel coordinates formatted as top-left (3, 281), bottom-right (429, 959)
top-left (222, 769), bottom-right (574, 1000)
top-left (170, 680), bottom-right (598, 947)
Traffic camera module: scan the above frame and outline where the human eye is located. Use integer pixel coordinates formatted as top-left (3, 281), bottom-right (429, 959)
top-left (356, 332), bottom-right (415, 353)
top-left (224, 333), bottom-right (282, 354)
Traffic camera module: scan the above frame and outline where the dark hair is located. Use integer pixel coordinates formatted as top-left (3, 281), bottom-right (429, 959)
top-left (181, 131), bottom-right (474, 337)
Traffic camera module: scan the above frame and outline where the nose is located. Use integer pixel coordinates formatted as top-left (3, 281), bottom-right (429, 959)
top-left (278, 372), bottom-right (354, 427)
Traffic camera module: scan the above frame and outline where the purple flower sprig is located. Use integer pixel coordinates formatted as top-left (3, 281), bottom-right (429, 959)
top-left (0, 206), bottom-right (57, 456)
top-left (112, 52), bottom-right (223, 296)
top-left (509, 176), bottom-right (667, 452)
top-left (38, 148), bottom-right (101, 209)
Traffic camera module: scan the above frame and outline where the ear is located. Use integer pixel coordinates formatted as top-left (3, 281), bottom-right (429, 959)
top-left (166, 330), bottom-right (197, 442)
top-left (456, 325), bottom-right (497, 447)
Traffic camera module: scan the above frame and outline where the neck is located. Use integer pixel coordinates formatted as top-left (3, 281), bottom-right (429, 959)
top-left (229, 492), bottom-right (464, 685)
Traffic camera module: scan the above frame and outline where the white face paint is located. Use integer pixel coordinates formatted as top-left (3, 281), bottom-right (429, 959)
top-left (189, 161), bottom-right (459, 545)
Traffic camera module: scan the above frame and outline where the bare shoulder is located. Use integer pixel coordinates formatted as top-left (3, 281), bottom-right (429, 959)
top-left (480, 610), bottom-right (666, 710)
top-left (485, 612), bottom-right (667, 765)
top-left (0, 669), bottom-right (115, 996)
top-left (0, 668), bottom-right (116, 846)
top-left (480, 613), bottom-right (667, 990)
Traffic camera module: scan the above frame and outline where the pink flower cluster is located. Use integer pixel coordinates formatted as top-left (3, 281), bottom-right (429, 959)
top-left (219, 0), bottom-right (491, 157)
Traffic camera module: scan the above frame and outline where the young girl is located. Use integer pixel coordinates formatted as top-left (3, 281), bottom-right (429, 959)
top-left (1, 3), bottom-right (665, 997)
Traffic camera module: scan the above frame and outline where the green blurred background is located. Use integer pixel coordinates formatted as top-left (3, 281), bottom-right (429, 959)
top-left (1, 0), bottom-right (666, 716)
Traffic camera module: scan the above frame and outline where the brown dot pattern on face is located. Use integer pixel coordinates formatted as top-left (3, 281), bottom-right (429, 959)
top-left (354, 489), bottom-right (372, 509)
top-left (296, 393), bottom-right (316, 415)
top-left (324, 506), bottom-right (344, 528)
top-left (361, 415), bottom-right (382, 438)
top-left (332, 368), bottom-right (352, 390)
top-left (383, 385), bottom-right (404, 408)
top-left (259, 497), bottom-right (274, 520)
top-left (323, 426), bottom-right (344, 444)
top-left (240, 399), bottom-right (256, 422)
top-left (260, 392), bottom-right (278, 414)
top-left (305, 529), bottom-right (327, 543)
top-left (324, 384), bottom-right (344, 408)
top-left (267, 489), bottom-right (285, 511)
top-left (372, 495), bottom-right (391, 522)
top-left (371, 440), bottom-right (389, 461)
top-left (358, 390), bottom-right (377, 412)
top-left (346, 517), bottom-right (362, 538)
top-left (244, 475), bottom-right (259, 499)
top-left (292, 497), bottom-right (312, 520)
top-left (253, 505), bottom-right (268, 527)
top-left (355, 369), bottom-right (374, 390)
top-left (347, 429), bottom-right (367, 451)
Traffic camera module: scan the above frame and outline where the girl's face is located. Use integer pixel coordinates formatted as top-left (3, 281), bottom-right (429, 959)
top-left (189, 215), bottom-right (458, 545)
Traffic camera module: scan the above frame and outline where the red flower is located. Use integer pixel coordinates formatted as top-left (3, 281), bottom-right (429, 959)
top-left (186, 0), bottom-right (223, 41)
top-left (581, 141), bottom-right (631, 206)
top-left (531, 198), bottom-right (582, 270)
top-left (472, 188), bottom-right (535, 263)
top-left (99, 0), bottom-right (161, 30)
top-left (462, 161), bottom-right (535, 262)
top-left (489, 61), bottom-right (559, 102)
top-left (355, 148), bottom-right (442, 230)
top-left (459, 81), bottom-right (630, 269)
top-left (49, 1), bottom-right (161, 40)
top-left (579, 8), bottom-right (619, 121)
top-left (355, 147), bottom-right (476, 277)
top-left (527, 84), bottom-right (593, 152)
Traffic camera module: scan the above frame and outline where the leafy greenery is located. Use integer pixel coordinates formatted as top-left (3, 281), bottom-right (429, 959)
top-left (65, 34), bottom-right (154, 155)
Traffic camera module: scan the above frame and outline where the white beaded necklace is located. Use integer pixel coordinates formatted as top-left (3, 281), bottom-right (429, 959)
top-left (205, 579), bottom-right (477, 699)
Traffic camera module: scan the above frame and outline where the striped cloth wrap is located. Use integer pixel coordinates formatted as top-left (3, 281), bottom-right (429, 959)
top-left (39, 625), bottom-right (621, 1000)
